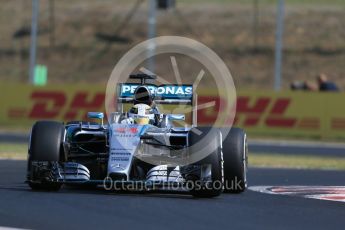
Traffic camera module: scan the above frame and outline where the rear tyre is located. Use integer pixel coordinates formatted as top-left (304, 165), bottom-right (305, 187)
top-left (188, 127), bottom-right (223, 198)
top-left (27, 121), bottom-right (65, 191)
top-left (221, 128), bottom-right (247, 193)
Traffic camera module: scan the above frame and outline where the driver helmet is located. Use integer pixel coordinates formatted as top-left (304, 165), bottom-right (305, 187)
top-left (128, 104), bottom-right (155, 125)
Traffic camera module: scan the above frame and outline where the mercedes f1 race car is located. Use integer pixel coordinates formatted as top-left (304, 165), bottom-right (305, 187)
top-left (26, 74), bottom-right (248, 197)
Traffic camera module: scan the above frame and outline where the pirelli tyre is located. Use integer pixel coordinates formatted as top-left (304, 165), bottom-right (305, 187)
top-left (221, 127), bottom-right (248, 193)
top-left (27, 121), bottom-right (65, 191)
top-left (187, 127), bottom-right (223, 198)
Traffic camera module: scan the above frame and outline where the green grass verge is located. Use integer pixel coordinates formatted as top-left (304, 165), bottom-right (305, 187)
top-left (250, 153), bottom-right (345, 170)
top-left (0, 143), bottom-right (27, 160)
top-left (1, 143), bottom-right (345, 171)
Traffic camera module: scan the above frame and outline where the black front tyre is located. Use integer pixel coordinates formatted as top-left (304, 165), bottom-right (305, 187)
top-left (221, 128), bottom-right (248, 193)
top-left (27, 121), bottom-right (65, 191)
top-left (188, 127), bottom-right (223, 198)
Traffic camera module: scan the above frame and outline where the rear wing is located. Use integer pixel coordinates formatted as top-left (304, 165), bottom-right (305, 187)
top-left (117, 83), bottom-right (193, 105)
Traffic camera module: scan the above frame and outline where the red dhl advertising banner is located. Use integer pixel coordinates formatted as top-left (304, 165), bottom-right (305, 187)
top-left (1, 84), bottom-right (345, 139)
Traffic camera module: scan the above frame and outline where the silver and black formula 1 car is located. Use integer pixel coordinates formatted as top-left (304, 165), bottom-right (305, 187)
top-left (27, 74), bottom-right (248, 197)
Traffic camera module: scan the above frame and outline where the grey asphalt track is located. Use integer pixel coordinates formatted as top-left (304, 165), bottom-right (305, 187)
top-left (0, 133), bottom-right (28, 143)
top-left (0, 160), bottom-right (344, 230)
top-left (250, 140), bottom-right (345, 157)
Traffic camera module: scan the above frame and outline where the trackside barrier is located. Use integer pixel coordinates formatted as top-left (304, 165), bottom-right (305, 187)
top-left (1, 84), bottom-right (345, 139)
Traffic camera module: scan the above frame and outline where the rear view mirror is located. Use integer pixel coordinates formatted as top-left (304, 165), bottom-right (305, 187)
top-left (87, 112), bottom-right (104, 119)
top-left (87, 112), bottom-right (104, 126)
top-left (167, 114), bottom-right (185, 121)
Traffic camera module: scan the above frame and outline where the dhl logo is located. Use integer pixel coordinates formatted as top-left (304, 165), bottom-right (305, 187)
top-left (196, 96), bottom-right (320, 130)
top-left (8, 90), bottom-right (322, 130)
